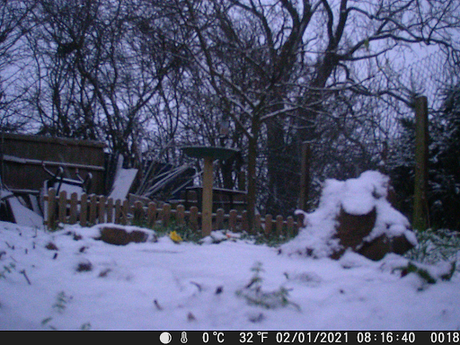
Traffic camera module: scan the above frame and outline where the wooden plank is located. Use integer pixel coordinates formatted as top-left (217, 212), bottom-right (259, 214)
top-left (265, 214), bottom-right (272, 236)
top-left (106, 198), bottom-right (114, 223)
top-left (216, 208), bottom-right (224, 230)
top-left (162, 203), bottom-right (171, 227)
top-left (229, 209), bottom-right (237, 232)
top-left (189, 206), bottom-right (198, 231)
top-left (177, 204), bottom-right (185, 226)
top-left (58, 190), bottom-right (67, 224)
top-left (147, 202), bottom-right (157, 228)
top-left (80, 193), bottom-right (88, 227)
top-left (276, 215), bottom-right (283, 236)
top-left (114, 199), bottom-right (121, 225)
top-left (134, 201), bottom-right (144, 224)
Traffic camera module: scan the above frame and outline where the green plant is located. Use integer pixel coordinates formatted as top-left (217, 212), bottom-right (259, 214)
top-left (394, 260), bottom-right (456, 286)
top-left (405, 228), bottom-right (460, 265)
top-left (236, 262), bottom-right (300, 311)
top-left (53, 291), bottom-right (73, 314)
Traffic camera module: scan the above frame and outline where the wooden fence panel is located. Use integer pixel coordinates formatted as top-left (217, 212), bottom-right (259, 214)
top-left (44, 188), bottom-right (301, 237)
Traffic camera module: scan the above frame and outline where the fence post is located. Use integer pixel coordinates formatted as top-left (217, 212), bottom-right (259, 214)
top-left (106, 198), bottom-right (114, 223)
top-left (47, 188), bottom-right (56, 229)
top-left (99, 196), bottom-right (106, 224)
top-left (276, 215), bottom-right (283, 236)
top-left (121, 199), bottom-right (129, 225)
top-left (216, 208), bottom-right (224, 230)
top-left (134, 200), bottom-right (144, 225)
top-left (177, 204), bottom-right (185, 227)
top-left (413, 95), bottom-right (429, 231)
top-left (265, 214), bottom-right (272, 236)
top-left (114, 199), bottom-right (121, 224)
top-left (58, 190), bottom-right (67, 224)
top-left (229, 209), bottom-right (238, 232)
top-left (162, 203), bottom-right (171, 228)
top-left (80, 193), bottom-right (88, 227)
top-left (147, 202), bottom-right (157, 228)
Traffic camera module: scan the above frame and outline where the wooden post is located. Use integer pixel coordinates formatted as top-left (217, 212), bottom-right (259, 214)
top-left (99, 196), bottom-right (106, 224)
top-left (177, 204), bottom-right (185, 227)
top-left (276, 215), bottom-right (283, 236)
top-left (265, 214), bottom-right (273, 236)
top-left (106, 198), bottom-right (114, 223)
top-left (299, 142), bottom-right (311, 211)
top-left (58, 190), bottom-right (67, 224)
top-left (190, 206), bottom-right (199, 231)
top-left (229, 209), bottom-right (238, 232)
top-left (216, 208), bottom-right (224, 230)
top-left (147, 202), bottom-right (157, 228)
top-left (202, 156), bottom-right (214, 237)
top-left (121, 199), bottom-right (129, 225)
top-left (80, 193), bottom-right (88, 227)
top-left (162, 203), bottom-right (171, 227)
top-left (133, 201), bottom-right (143, 224)
top-left (413, 96), bottom-right (429, 231)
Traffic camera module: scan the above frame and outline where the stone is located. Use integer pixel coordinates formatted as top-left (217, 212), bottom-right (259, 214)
top-left (332, 207), bottom-right (415, 261)
top-left (97, 226), bottom-right (149, 246)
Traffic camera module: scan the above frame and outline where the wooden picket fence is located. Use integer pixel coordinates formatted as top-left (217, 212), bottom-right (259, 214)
top-left (44, 188), bottom-right (302, 237)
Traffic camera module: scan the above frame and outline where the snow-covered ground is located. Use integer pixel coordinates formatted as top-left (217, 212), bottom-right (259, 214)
top-left (0, 221), bottom-right (459, 330)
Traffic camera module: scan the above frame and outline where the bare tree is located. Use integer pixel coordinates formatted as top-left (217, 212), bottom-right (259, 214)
top-left (0, 0), bottom-right (35, 131)
top-left (165, 0), bottom-right (460, 225)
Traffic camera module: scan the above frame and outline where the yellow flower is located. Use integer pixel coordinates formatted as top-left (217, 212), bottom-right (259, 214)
top-left (169, 231), bottom-right (183, 243)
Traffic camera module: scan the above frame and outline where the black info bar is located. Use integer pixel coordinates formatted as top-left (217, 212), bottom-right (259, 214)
top-left (150, 331), bottom-right (459, 345)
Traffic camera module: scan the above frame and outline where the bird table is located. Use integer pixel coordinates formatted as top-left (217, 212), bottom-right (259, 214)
top-left (182, 146), bottom-right (239, 237)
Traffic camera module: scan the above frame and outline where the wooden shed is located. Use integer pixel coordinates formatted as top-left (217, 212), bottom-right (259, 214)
top-left (0, 133), bottom-right (106, 195)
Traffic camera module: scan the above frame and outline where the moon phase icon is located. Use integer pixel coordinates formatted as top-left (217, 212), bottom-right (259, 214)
top-left (159, 332), bottom-right (172, 344)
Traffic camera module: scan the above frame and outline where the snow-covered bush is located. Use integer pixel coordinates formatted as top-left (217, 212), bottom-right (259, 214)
top-left (281, 171), bottom-right (417, 260)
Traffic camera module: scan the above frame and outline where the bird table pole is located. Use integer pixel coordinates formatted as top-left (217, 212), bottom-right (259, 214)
top-left (202, 156), bottom-right (214, 237)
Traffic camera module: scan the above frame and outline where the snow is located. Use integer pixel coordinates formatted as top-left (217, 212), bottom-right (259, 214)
top-left (0, 221), bottom-right (459, 330)
top-left (282, 171), bottom-right (416, 258)
top-left (109, 168), bottom-right (138, 201)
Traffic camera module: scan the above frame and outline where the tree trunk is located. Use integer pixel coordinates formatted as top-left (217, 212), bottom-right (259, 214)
top-left (246, 135), bottom-right (258, 231)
